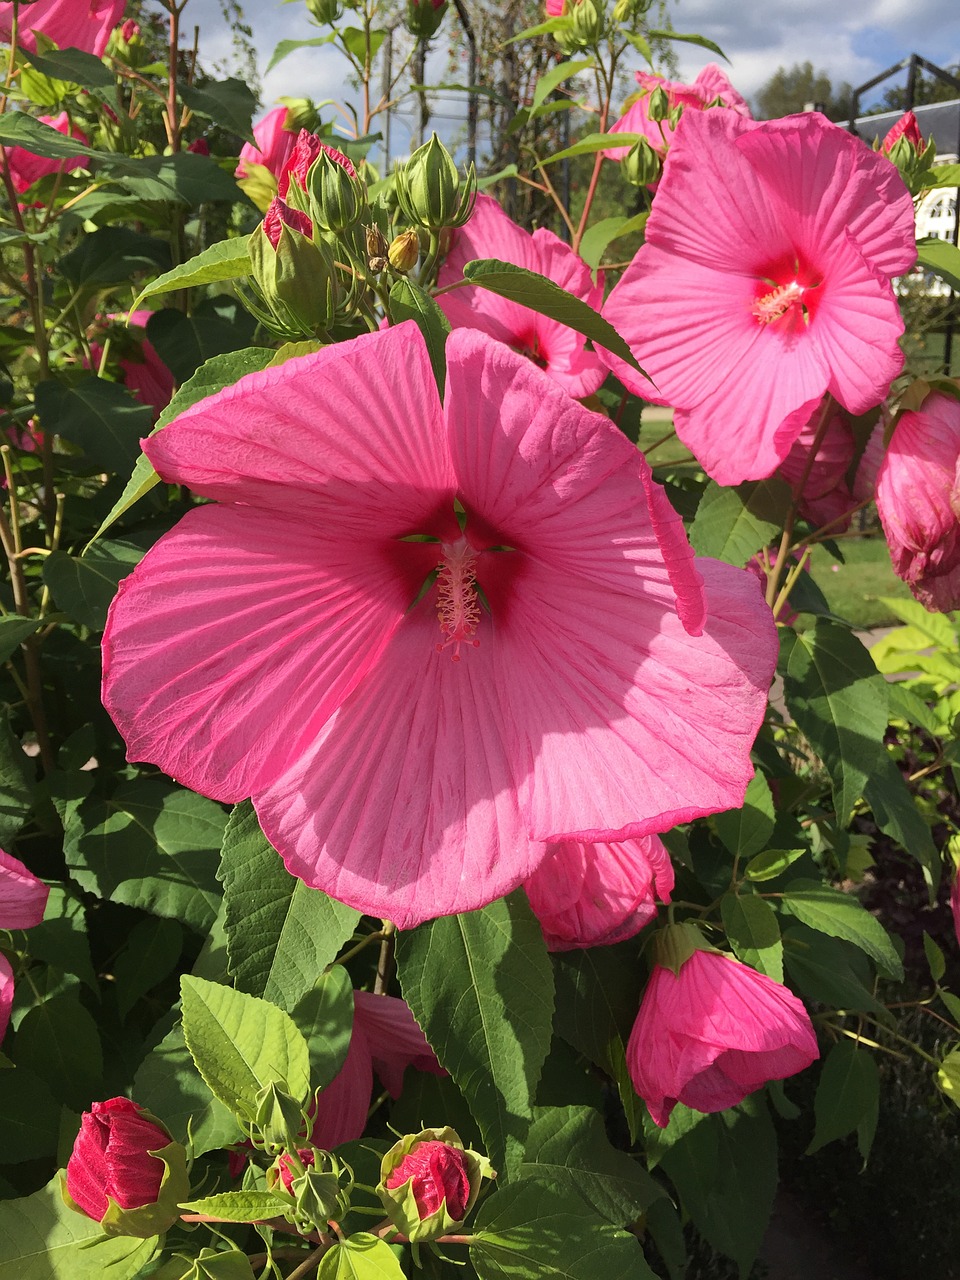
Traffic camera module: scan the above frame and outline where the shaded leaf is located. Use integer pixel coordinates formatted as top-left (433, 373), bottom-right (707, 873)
top-left (780, 879), bottom-right (903, 980)
top-left (42, 539), bottom-right (143, 631)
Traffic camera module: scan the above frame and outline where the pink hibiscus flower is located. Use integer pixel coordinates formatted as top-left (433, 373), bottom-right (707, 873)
top-left (88, 311), bottom-right (175, 423)
top-left (0, 0), bottom-right (125, 56)
top-left (436, 193), bottom-right (607, 398)
top-left (601, 110), bottom-right (917, 485)
top-left (604, 63), bottom-right (750, 162)
top-left (0, 849), bottom-right (49, 1042)
top-left (874, 390), bottom-right (960, 612)
top-left (102, 324), bottom-right (777, 926)
top-left (235, 106), bottom-right (299, 181)
top-left (3, 112), bottom-right (88, 195)
top-left (524, 835), bottom-right (673, 951)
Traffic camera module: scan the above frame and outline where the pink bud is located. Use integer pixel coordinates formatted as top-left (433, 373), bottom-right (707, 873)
top-left (881, 111), bottom-right (924, 156)
top-left (627, 949), bottom-right (818, 1128)
top-left (65, 1098), bottom-right (171, 1223)
top-left (120, 19), bottom-right (140, 41)
top-left (278, 131), bottom-right (325, 199)
top-left (545, 0), bottom-right (566, 13)
top-left (384, 1140), bottom-right (471, 1222)
top-left (188, 138), bottom-right (210, 156)
top-left (275, 1148), bottom-right (315, 1193)
top-left (263, 196), bottom-right (314, 248)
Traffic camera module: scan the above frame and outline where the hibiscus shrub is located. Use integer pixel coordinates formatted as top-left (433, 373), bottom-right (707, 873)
top-left (0, 2), bottom-right (959, 1279)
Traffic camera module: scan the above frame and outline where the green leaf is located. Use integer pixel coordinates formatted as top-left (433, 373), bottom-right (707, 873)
top-left (88, 345), bottom-right (274, 544)
top-left (520, 1106), bottom-right (663, 1225)
top-left (646, 28), bottom-right (728, 59)
top-left (0, 614), bottom-right (43, 662)
top-left (145, 308), bottom-right (256, 384)
top-left (0, 1177), bottom-right (158, 1280)
top-left (292, 966), bottom-right (355, 1092)
top-left (689, 478), bottom-right (791, 566)
top-left (714, 773), bottom-right (775, 859)
top-left (532, 58), bottom-right (594, 110)
top-left (780, 879), bottom-right (903, 980)
top-left (471, 1180), bottom-right (654, 1280)
top-left (863, 756), bottom-right (939, 891)
top-left (782, 925), bottom-right (894, 1026)
top-left (21, 45), bottom-right (117, 91)
top-left (58, 228), bottom-right (171, 287)
top-left (807, 1039), bottom-right (879, 1163)
top-left (179, 1190), bottom-right (291, 1223)
top-left (540, 132), bottom-right (643, 164)
top-left (462, 258), bottom-right (642, 373)
top-left (113, 152), bottom-right (241, 206)
top-left (927, 163), bottom-right (960, 188)
top-left (396, 892), bottom-right (555, 1181)
top-left (26, 885), bottom-right (96, 990)
top-left (316, 1233), bottom-right (405, 1279)
top-left (179, 78), bottom-right (257, 142)
top-left (924, 932), bottom-right (947, 983)
top-left (0, 112), bottom-right (100, 160)
top-left (180, 975), bottom-right (312, 1118)
top-left (219, 800), bottom-right (360, 1013)
top-left (720, 893), bottom-right (783, 982)
top-left (266, 35), bottom-right (336, 73)
top-left (388, 279), bottom-right (450, 398)
top-left (113, 917), bottom-right (184, 1019)
top-left (131, 235), bottom-right (252, 309)
top-left (13, 994), bottom-right (103, 1113)
top-left (42, 539), bottom-right (143, 630)
top-left (0, 1067), bottom-right (61, 1161)
top-left (505, 17), bottom-right (570, 43)
top-left (340, 26), bottom-right (386, 62)
top-left (659, 1101), bottom-right (776, 1278)
top-left (778, 622), bottom-right (889, 824)
top-left (642, 1103), bottom-right (708, 1170)
top-left (578, 213), bottom-right (647, 271)
top-left (62, 778), bottom-right (226, 934)
top-left (133, 1019), bottom-right (240, 1155)
top-left (35, 377), bottom-right (152, 475)
top-left (0, 712), bottom-right (35, 844)
top-left (744, 848), bottom-right (805, 883)
top-left (552, 945), bottom-right (643, 1071)
top-left (917, 236), bottom-right (960, 291)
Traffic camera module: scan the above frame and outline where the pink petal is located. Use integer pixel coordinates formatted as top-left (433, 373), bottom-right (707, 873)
top-left (0, 954), bottom-right (12, 1044)
top-left (354, 991), bottom-right (442, 1095)
top-left (103, 505), bottom-right (421, 802)
top-left (310, 1018), bottom-right (373, 1149)
top-left (0, 849), bottom-right (48, 930)
top-left (144, 325), bottom-right (455, 537)
top-left (255, 600), bottom-right (542, 927)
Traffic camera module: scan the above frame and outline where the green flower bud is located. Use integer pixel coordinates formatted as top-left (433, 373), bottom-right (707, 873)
top-left (622, 137), bottom-right (661, 188)
top-left (306, 144), bottom-right (367, 233)
top-left (571, 0), bottom-right (605, 44)
top-left (407, 0), bottom-right (448, 41)
top-left (377, 1127), bottom-right (493, 1243)
top-left (249, 199), bottom-right (339, 336)
top-left (268, 1147), bottom-right (353, 1233)
top-left (252, 1082), bottom-right (309, 1155)
top-left (306, 0), bottom-right (343, 23)
top-left (395, 134), bottom-right (477, 231)
top-left (646, 85), bottom-right (670, 123)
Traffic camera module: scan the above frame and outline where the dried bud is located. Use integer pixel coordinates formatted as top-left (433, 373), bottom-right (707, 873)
top-left (365, 223), bottom-right (390, 272)
top-left (621, 137), bottom-right (661, 188)
top-left (63, 1098), bottom-right (189, 1239)
top-left (388, 229), bottom-right (420, 273)
top-left (377, 1127), bottom-right (493, 1243)
top-left (395, 134), bottom-right (477, 231)
top-left (407, 0), bottom-right (448, 40)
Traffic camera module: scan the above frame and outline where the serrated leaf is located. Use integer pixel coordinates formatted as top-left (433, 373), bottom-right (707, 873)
top-left (133, 1019), bottom-right (240, 1156)
top-left (180, 975), bottom-right (312, 1118)
top-left (782, 925), bottom-right (893, 1026)
top-left (863, 755), bottom-right (939, 891)
top-left (744, 848), bottom-right (805, 883)
top-left (34, 377), bottom-right (152, 475)
top-left (928, 163), bottom-right (960, 187)
top-left (720, 893), bottom-right (783, 981)
top-left (292, 966), bottom-right (354, 1092)
top-left (807, 1039), bottom-right (879, 1162)
top-left (180, 1190), bottom-right (290, 1223)
top-left (471, 1180), bottom-right (654, 1280)
top-left (131, 235), bottom-right (252, 309)
top-left (578, 213), bottom-right (647, 271)
top-left (0, 1177), bottom-right (158, 1280)
top-left (396, 892), bottom-right (554, 1180)
top-left (219, 801), bottom-right (360, 1013)
top-left (689, 478), bottom-right (790, 566)
top-left (780, 879), bottom-right (903, 980)
top-left (316, 1233), bottom-right (405, 1279)
top-left (0, 1067), bottom-right (61, 1161)
top-left (21, 45), bottom-right (117, 90)
top-left (462, 258), bottom-right (643, 373)
top-left (0, 111), bottom-right (101, 160)
top-left (179, 78), bottom-right (257, 141)
top-left (714, 773), bottom-right (774, 859)
top-left (58, 227), bottom-right (170, 287)
top-left (13, 994), bottom-right (103, 1113)
top-left (388, 279), bottom-right (450, 398)
top-left (266, 34), bottom-right (336, 72)
top-left (520, 1106), bottom-right (663, 1224)
top-left (541, 131), bottom-right (643, 164)
top-left (647, 28), bottom-right (728, 59)
top-left (778, 622), bottom-right (889, 824)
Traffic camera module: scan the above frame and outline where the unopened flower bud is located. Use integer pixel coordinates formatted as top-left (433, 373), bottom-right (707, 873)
top-left (278, 130), bottom-right (326, 202)
top-left (646, 85), bottom-right (670, 123)
top-left (395, 134), bottom-right (477, 230)
top-left (305, 143), bottom-right (366, 233)
top-left (263, 197), bottom-right (314, 248)
top-left (571, 0), bottom-right (605, 44)
top-left (622, 137), bottom-right (661, 188)
top-left (252, 1081), bottom-right (309, 1153)
top-left (63, 1098), bottom-right (189, 1239)
top-left (306, 0), bottom-right (343, 23)
top-left (269, 1147), bottom-right (352, 1230)
top-left (879, 111), bottom-right (936, 195)
top-left (407, 0), bottom-right (448, 40)
top-left (377, 1127), bottom-right (493, 1243)
top-left (251, 199), bottom-right (339, 335)
top-left (388, 229), bottom-right (420, 273)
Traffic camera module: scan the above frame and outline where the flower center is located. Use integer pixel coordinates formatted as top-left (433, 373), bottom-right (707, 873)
top-left (436, 537), bottom-right (481, 661)
top-left (752, 280), bottom-right (806, 326)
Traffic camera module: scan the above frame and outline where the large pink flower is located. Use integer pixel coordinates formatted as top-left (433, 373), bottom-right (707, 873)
top-left (602, 110), bottom-right (917, 485)
top-left (604, 63), bottom-right (750, 162)
top-left (102, 324), bottom-right (777, 926)
top-left (524, 835), bottom-right (673, 950)
top-left (436, 193), bottom-right (607, 399)
top-left (874, 391), bottom-right (960, 613)
top-left (0, 849), bottom-right (49, 1043)
top-left (235, 106), bottom-right (299, 181)
top-left (627, 946), bottom-right (818, 1127)
top-left (3, 112), bottom-right (88, 195)
top-left (0, 0), bottom-right (125, 55)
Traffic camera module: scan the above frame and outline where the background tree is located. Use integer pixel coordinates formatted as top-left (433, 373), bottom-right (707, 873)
top-left (754, 60), bottom-right (851, 121)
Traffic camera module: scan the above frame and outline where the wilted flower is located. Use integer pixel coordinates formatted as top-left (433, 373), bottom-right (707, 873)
top-left (627, 930), bottom-right (819, 1127)
top-left (874, 389), bottom-right (960, 612)
top-left (3, 112), bottom-right (88, 195)
top-left (102, 324), bottom-right (777, 926)
top-left (436, 193), bottom-right (607, 398)
top-left (64, 1098), bottom-right (189, 1237)
top-left (0, 849), bottom-right (48, 1043)
top-left (0, 0), bottom-right (126, 56)
top-left (235, 105), bottom-right (299, 182)
top-left (524, 835), bottom-right (673, 950)
top-left (378, 1128), bottom-right (490, 1241)
top-left (604, 63), bottom-right (750, 163)
top-left (602, 110), bottom-right (916, 484)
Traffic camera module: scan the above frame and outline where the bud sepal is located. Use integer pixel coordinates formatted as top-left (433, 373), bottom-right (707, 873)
top-left (377, 1127), bottom-right (493, 1243)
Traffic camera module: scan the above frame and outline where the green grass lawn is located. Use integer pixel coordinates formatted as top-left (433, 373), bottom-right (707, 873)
top-left (803, 535), bottom-right (912, 630)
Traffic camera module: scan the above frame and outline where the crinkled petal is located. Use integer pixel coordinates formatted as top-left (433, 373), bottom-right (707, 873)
top-left (144, 324), bottom-right (455, 537)
top-left (501, 557), bottom-right (776, 841)
top-left (0, 849), bottom-right (48, 930)
top-left (103, 505), bottom-right (421, 802)
top-left (255, 600), bottom-right (541, 927)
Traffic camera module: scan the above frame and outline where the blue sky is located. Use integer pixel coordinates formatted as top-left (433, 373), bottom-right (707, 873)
top-left (187, 0), bottom-right (960, 131)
